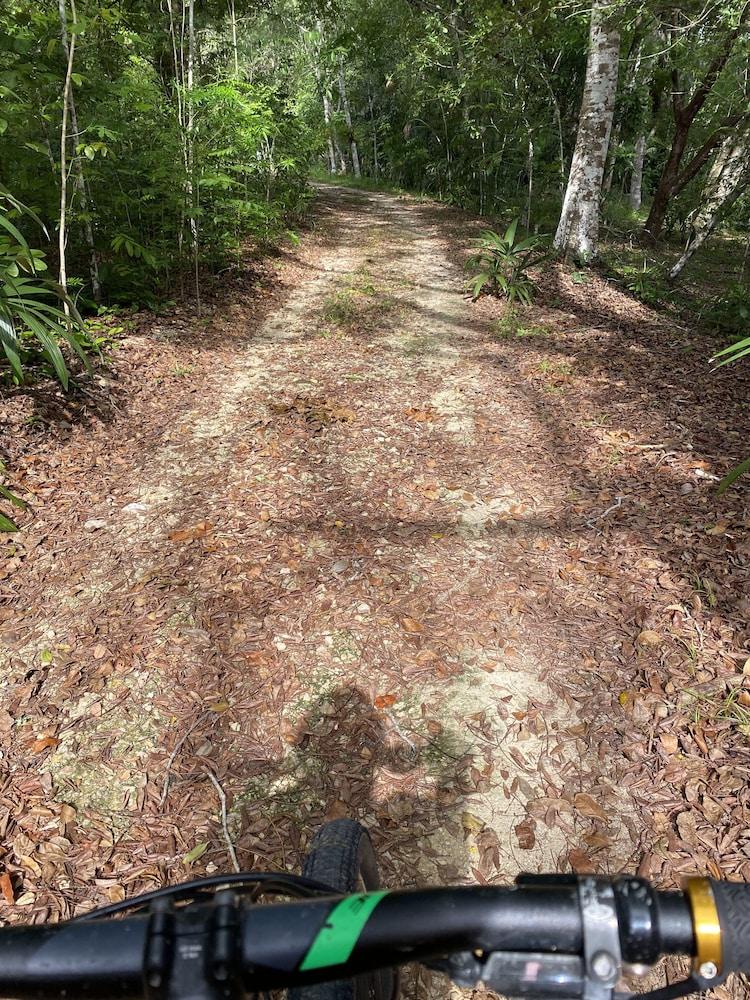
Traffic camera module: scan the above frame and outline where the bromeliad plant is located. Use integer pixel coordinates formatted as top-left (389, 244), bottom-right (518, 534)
top-left (0, 185), bottom-right (89, 390)
top-left (466, 220), bottom-right (549, 305)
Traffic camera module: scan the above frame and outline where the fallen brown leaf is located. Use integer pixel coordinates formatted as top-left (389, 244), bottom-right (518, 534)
top-left (659, 732), bottom-right (679, 755)
top-left (29, 736), bottom-right (60, 753)
top-left (400, 616), bottom-right (424, 634)
top-left (568, 847), bottom-right (598, 874)
top-left (374, 694), bottom-right (397, 709)
top-left (0, 872), bottom-right (14, 905)
top-left (168, 522), bottom-right (213, 543)
top-left (514, 817), bottom-right (536, 850)
top-left (637, 630), bottom-right (663, 646)
top-left (573, 792), bottom-right (608, 822)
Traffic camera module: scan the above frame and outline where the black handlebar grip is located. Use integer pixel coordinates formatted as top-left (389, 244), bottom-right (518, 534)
top-left (710, 880), bottom-right (750, 975)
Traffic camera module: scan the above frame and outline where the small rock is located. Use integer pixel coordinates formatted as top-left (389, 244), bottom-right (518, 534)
top-left (679, 483), bottom-right (694, 495)
top-left (332, 559), bottom-right (348, 574)
top-left (84, 518), bottom-right (107, 531)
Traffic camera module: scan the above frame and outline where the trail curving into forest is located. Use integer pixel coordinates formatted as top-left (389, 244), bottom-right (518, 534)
top-left (2, 186), bottom-right (749, 936)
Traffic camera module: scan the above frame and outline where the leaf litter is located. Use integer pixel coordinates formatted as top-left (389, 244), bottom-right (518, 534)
top-left (0, 187), bottom-right (749, 997)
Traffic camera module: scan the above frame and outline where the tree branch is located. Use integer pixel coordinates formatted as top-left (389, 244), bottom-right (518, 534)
top-left (674, 114), bottom-right (750, 195)
top-left (683, 0), bottom-right (750, 121)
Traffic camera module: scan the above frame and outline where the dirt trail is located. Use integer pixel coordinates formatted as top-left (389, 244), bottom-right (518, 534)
top-left (0, 186), bottom-right (691, 919)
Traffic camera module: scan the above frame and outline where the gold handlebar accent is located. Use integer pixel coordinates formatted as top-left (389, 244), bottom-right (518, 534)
top-left (684, 877), bottom-right (722, 973)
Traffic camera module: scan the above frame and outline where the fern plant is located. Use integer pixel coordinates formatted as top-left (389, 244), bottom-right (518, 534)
top-left (466, 220), bottom-right (548, 305)
top-left (0, 185), bottom-right (89, 390)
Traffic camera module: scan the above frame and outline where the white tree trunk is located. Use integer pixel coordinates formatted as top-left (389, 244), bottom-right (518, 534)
top-left (554, 0), bottom-right (620, 257)
top-left (186, 0), bottom-right (200, 313)
top-left (58, 0), bottom-right (76, 303)
top-left (630, 133), bottom-right (646, 210)
top-left (669, 133), bottom-right (750, 280)
top-left (228, 0), bottom-right (239, 78)
top-left (368, 90), bottom-right (379, 176)
top-left (523, 136), bottom-right (534, 229)
top-left (321, 89), bottom-right (337, 173)
top-left (58, 0), bottom-right (101, 303)
top-left (309, 23), bottom-right (337, 174)
top-left (338, 59), bottom-right (361, 177)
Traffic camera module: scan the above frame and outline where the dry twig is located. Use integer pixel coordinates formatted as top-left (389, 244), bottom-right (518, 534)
top-left (206, 769), bottom-right (241, 873)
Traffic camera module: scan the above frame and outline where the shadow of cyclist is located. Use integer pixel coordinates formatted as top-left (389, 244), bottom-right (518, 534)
top-left (233, 682), bottom-right (475, 891)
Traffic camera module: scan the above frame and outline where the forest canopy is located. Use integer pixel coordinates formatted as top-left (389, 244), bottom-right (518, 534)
top-left (0, 0), bottom-right (748, 318)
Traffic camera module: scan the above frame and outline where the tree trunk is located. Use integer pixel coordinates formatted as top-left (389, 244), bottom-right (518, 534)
top-left (58, 0), bottom-right (101, 302)
top-left (228, 0), bottom-right (239, 78)
top-left (644, 2), bottom-right (749, 239)
top-left (604, 37), bottom-right (642, 198)
top-left (602, 120), bottom-right (620, 194)
top-left (310, 22), bottom-right (338, 174)
top-left (58, 0), bottom-right (77, 303)
top-left (629, 133), bottom-right (646, 209)
top-left (186, 0), bottom-right (200, 313)
top-left (554, 0), bottom-right (620, 258)
top-left (368, 90), bottom-right (379, 177)
top-left (322, 90), bottom-right (337, 173)
top-left (669, 133), bottom-right (750, 280)
top-left (523, 135), bottom-right (534, 230)
top-left (338, 58), bottom-right (361, 178)
top-left (643, 115), bottom-right (690, 238)
top-left (335, 132), bottom-right (348, 174)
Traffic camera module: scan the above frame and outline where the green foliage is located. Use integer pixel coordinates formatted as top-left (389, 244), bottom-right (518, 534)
top-left (0, 460), bottom-right (27, 532)
top-left (702, 283), bottom-right (750, 337)
top-left (494, 307), bottom-right (548, 339)
top-left (712, 332), bottom-right (750, 370)
top-left (710, 294), bottom-right (750, 492)
top-left (0, 1), bottom-right (312, 310)
top-left (0, 186), bottom-right (88, 389)
top-left (602, 195), bottom-right (644, 233)
top-left (466, 220), bottom-right (548, 305)
top-left (619, 261), bottom-right (668, 306)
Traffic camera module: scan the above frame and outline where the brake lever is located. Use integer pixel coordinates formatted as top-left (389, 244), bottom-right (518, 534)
top-left (615, 967), bottom-right (729, 1000)
top-left (428, 952), bottom-right (727, 1000)
top-left (426, 950), bottom-right (586, 997)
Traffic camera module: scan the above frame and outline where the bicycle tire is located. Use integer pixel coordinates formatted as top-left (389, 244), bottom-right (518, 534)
top-left (289, 820), bottom-right (397, 1000)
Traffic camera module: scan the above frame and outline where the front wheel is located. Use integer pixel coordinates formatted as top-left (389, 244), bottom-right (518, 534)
top-left (290, 820), bottom-right (397, 1000)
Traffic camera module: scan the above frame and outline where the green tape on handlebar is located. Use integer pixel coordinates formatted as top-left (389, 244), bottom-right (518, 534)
top-left (299, 891), bottom-right (389, 971)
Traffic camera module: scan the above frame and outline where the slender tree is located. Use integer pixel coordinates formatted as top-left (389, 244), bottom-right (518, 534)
top-left (644, 1), bottom-right (750, 239)
top-left (58, 0), bottom-right (101, 303)
top-left (186, 0), bottom-right (200, 313)
top-left (229, 0), bottom-right (240, 78)
top-left (554, 0), bottom-right (620, 257)
top-left (58, 0), bottom-right (77, 305)
top-left (629, 132), bottom-right (646, 209)
top-left (669, 130), bottom-right (750, 280)
top-left (338, 56), bottom-right (361, 177)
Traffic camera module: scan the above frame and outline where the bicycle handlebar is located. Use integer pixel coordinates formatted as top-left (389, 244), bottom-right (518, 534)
top-left (0, 876), bottom-right (747, 1000)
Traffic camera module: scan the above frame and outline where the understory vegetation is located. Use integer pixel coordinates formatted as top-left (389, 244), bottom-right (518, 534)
top-left (0, 0), bottom-right (748, 450)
